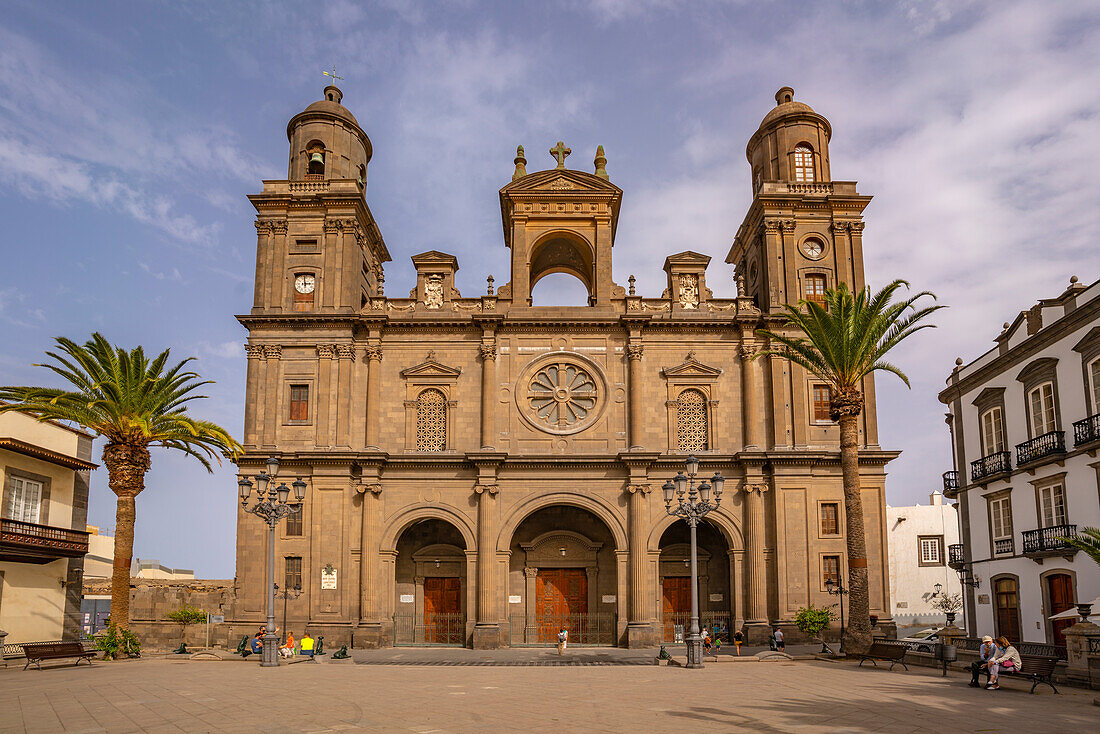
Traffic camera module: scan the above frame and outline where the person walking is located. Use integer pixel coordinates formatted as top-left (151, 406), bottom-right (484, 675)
top-left (773, 627), bottom-right (785, 651)
top-left (985, 637), bottom-right (1021, 690)
top-left (968, 636), bottom-right (997, 687)
top-left (733, 629), bottom-right (744, 656)
top-left (556, 627), bottom-right (568, 655)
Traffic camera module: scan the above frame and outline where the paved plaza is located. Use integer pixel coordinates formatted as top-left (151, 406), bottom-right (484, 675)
top-left (0, 651), bottom-right (1096, 733)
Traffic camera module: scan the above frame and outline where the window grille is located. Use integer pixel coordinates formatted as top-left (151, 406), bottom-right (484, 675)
top-left (919, 536), bottom-right (943, 565)
top-left (416, 388), bottom-right (447, 451)
top-left (676, 389), bottom-right (708, 452)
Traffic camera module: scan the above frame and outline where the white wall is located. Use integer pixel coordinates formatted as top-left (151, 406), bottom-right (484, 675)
top-left (887, 492), bottom-right (962, 625)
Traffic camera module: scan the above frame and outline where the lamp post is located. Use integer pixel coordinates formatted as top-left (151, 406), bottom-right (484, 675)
top-left (275, 582), bottom-right (303, 642)
top-left (825, 577), bottom-right (848, 654)
top-left (238, 456), bottom-right (306, 667)
top-left (662, 455), bottom-right (724, 669)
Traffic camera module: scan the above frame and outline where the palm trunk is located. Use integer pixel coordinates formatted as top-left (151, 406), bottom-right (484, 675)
top-left (102, 443), bottom-right (150, 644)
top-left (838, 411), bottom-right (872, 654)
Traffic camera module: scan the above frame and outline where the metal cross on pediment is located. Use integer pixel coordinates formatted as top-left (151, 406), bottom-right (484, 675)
top-left (549, 141), bottom-right (571, 169)
top-left (323, 65), bottom-right (344, 84)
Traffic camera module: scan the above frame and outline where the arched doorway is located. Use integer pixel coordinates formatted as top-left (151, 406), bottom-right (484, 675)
top-left (507, 506), bottom-right (619, 646)
top-left (993, 575), bottom-right (1022, 643)
top-left (393, 519), bottom-right (469, 646)
top-left (658, 520), bottom-right (732, 644)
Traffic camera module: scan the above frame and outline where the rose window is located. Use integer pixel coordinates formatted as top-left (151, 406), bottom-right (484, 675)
top-left (527, 362), bottom-right (598, 429)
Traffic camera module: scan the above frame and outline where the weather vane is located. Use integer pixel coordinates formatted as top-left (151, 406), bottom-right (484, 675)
top-left (323, 65), bottom-right (344, 85)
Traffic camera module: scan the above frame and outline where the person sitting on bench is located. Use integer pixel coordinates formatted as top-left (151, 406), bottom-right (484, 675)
top-left (985, 636), bottom-right (1021, 690)
top-left (968, 636), bottom-right (998, 687)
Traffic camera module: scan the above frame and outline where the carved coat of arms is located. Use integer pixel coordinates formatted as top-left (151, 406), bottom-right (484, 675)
top-left (424, 275), bottom-right (444, 309)
top-left (678, 273), bottom-right (699, 309)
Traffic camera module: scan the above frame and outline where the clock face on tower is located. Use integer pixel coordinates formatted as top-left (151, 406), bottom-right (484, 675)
top-left (294, 273), bottom-right (316, 294)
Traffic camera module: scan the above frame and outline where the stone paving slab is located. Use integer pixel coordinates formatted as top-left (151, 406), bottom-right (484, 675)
top-left (0, 654), bottom-right (1095, 733)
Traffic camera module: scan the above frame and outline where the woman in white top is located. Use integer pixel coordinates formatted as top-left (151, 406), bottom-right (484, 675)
top-left (986, 636), bottom-right (1022, 689)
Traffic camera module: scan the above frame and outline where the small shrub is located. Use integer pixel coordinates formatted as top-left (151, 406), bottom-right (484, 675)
top-left (93, 626), bottom-right (142, 660)
top-left (794, 603), bottom-right (837, 641)
top-left (166, 606), bottom-right (207, 626)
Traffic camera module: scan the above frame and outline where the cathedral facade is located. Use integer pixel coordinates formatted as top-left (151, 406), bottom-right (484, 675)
top-left (232, 84), bottom-right (898, 648)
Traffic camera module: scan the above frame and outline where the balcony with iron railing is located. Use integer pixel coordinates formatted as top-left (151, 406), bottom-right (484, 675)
top-left (948, 544), bottom-right (965, 568)
top-left (993, 537), bottom-right (1015, 556)
top-left (1016, 431), bottom-right (1066, 466)
top-left (1022, 524), bottom-right (1077, 559)
top-left (1074, 414), bottom-right (1100, 447)
top-left (971, 451), bottom-right (1011, 482)
top-left (0, 518), bottom-right (90, 563)
top-left (942, 471), bottom-right (959, 498)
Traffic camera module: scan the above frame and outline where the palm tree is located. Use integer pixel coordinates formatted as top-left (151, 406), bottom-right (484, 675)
top-left (1062, 527), bottom-right (1100, 567)
top-left (755, 280), bottom-right (944, 653)
top-left (0, 333), bottom-right (241, 636)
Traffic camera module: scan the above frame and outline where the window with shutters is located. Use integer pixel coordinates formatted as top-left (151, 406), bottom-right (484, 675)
top-left (918, 535), bottom-right (944, 566)
top-left (1028, 382), bottom-right (1057, 436)
top-left (676, 389), bottom-right (708, 452)
top-left (289, 384), bottom-right (309, 422)
top-left (1038, 482), bottom-right (1067, 528)
top-left (793, 145), bottom-right (815, 182)
top-left (820, 502), bottom-right (839, 536)
top-left (285, 508), bottom-right (303, 536)
top-left (804, 274), bottom-right (827, 308)
top-left (812, 384), bottom-right (832, 423)
top-left (416, 388), bottom-right (448, 451)
top-left (3, 475), bottom-right (43, 523)
top-left (822, 555), bottom-right (840, 586)
top-left (981, 406), bottom-right (1005, 455)
top-left (284, 557), bottom-right (303, 590)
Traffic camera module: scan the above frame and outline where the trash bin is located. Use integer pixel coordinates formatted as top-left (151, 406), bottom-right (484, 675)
top-left (939, 644), bottom-right (957, 677)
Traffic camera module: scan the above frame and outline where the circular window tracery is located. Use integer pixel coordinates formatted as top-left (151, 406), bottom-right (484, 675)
top-left (515, 352), bottom-right (608, 436)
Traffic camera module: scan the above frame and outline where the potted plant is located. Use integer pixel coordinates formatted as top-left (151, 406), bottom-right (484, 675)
top-left (930, 593), bottom-right (963, 626)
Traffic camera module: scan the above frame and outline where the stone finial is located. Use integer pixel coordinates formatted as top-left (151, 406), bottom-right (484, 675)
top-left (487, 274), bottom-right (495, 295)
top-left (628, 274), bottom-right (636, 296)
top-left (1002, 322), bottom-right (1010, 331)
top-left (378, 271), bottom-right (385, 296)
top-left (1070, 275), bottom-right (1079, 284)
top-left (512, 146), bottom-right (527, 181)
top-left (735, 271), bottom-right (746, 296)
top-left (550, 141), bottom-right (571, 169)
top-left (594, 145), bottom-right (608, 179)
top-left (955, 357), bottom-right (963, 367)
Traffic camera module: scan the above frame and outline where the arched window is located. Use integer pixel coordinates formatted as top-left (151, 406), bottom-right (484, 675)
top-left (416, 388), bottom-right (447, 451)
top-left (793, 145), bottom-right (815, 182)
top-left (306, 142), bottom-right (326, 176)
top-left (676, 389), bottom-right (708, 452)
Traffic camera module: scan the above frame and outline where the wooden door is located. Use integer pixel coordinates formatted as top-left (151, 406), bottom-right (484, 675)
top-left (536, 568), bottom-right (588, 642)
top-left (423, 577), bottom-right (461, 643)
top-left (663, 577), bottom-right (691, 641)
top-left (994, 577), bottom-right (1021, 643)
top-left (1047, 573), bottom-right (1075, 646)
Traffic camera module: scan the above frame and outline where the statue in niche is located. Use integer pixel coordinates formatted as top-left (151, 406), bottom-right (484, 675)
top-left (424, 274), bottom-right (444, 309)
top-left (678, 273), bottom-right (699, 309)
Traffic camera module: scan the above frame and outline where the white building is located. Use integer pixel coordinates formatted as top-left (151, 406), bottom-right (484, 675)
top-left (939, 276), bottom-right (1100, 646)
top-left (887, 492), bottom-right (962, 632)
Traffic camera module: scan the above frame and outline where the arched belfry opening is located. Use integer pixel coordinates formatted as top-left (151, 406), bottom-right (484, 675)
top-left (528, 232), bottom-right (595, 306)
top-left (498, 149), bottom-right (623, 307)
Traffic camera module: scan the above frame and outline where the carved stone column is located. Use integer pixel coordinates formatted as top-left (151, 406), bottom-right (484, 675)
top-left (473, 483), bottom-right (500, 649)
top-left (244, 344), bottom-right (265, 448)
top-left (252, 220), bottom-right (271, 311)
top-left (740, 342), bottom-right (763, 450)
top-left (363, 345), bottom-right (383, 449)
top-left (354, 482), bottom-right (383, 648)
top-left (479, 343), bottom-right (497, 449)
top-left (626, 483), bottom-right (656, 647)
top-left (627, 343), bottom-right (644, 450)
top-left (262, 345), bottom-right (281, 449)
top-left (742, 481), bottom-right (770, 641)
top-left (270, 221), bottom-right (287, 310)
top-left (336, 344), bottom-right (355, 447)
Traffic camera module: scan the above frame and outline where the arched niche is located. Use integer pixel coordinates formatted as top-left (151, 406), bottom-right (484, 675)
top-left (528, 231), bottom-right (595, 305)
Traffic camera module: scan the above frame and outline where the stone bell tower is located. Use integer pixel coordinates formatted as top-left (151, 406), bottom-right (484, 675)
top-left (726, 86), bottom-right (871, 314)
top-left (248, 85), bottom-right (390, 315)
top-left (497, 142), bottom-right (623, 307)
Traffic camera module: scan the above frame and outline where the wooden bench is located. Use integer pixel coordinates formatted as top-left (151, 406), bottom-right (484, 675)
top-left (856, 641), bottom-right (909, 671)
top-left (999, 654), bottom-right (1059, 694)
top-left (22, 641), bottom-right (96, 671)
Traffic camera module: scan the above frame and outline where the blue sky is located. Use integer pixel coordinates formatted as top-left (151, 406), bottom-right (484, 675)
top-left (1, 1), bottom-right (1097, 577)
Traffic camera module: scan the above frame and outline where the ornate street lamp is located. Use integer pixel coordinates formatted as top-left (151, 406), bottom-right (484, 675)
top-left (239, 457), bottom-right (306, 667)
top-left (662, 456), bottom-right (723, 669)
top-left (825, 577), bottom-right (848, 654)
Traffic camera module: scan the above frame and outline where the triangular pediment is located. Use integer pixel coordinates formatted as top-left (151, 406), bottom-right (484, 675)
top-left (410, 250), bottom-right (459, 267)
top-left (500, 168), bottom-right (622, 196)
top-left (661, 354), bottom-right (723, 379)
top-left (664, 251), bottom-right (712, 269)
top-left (400, 355), bottom-right (462, 379)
